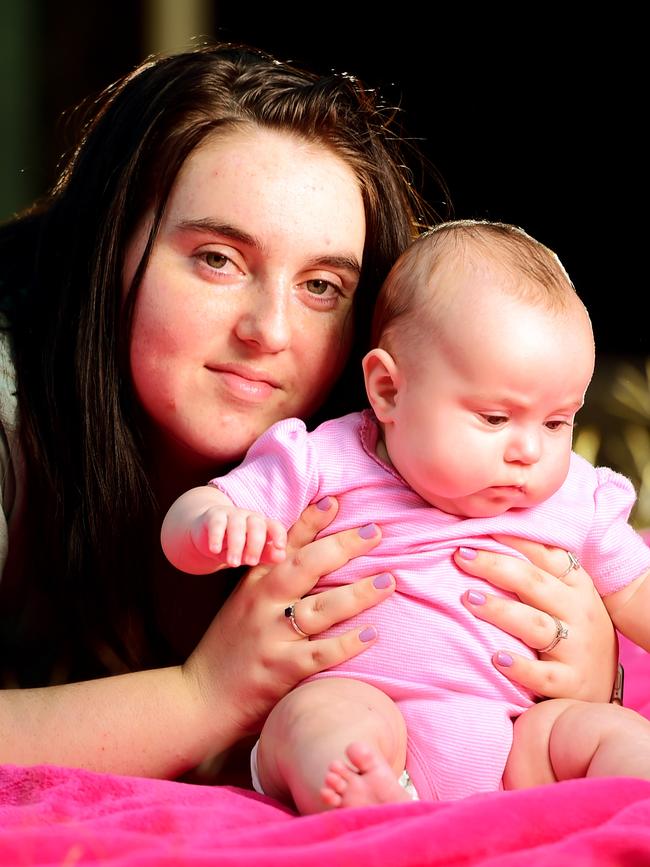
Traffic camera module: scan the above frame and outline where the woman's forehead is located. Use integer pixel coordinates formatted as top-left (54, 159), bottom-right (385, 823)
top-left (163, 125), bottom-right (366, 258)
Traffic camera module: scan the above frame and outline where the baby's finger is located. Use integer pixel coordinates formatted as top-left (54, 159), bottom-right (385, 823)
top-left (491, 651), bottom-right (573, 700)
top-left (264, 546), bottom-right (287, 565)
top-left (204, 511), bottom-right (227, 555)
top-left (261, 522), bottom-right (383, 600)
top-left (290, 573), bottom-right (395, 637)
top-left (267, 519), bottom-right (287, 553)
top-left (259, 520), bottom-right (288, 564)
top-left (225, 512), bottom-right (248, 567)
top-left (242, 514), bottom-right (268, 566)
top-left (461, 590), bottom-right (560, 652)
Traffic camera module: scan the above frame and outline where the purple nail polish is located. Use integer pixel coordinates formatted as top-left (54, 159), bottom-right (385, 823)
top-left (316, 496), bottom-right (332, 511)
top-left (467, 590), bottom-right (486, 605)
top-left (496, 652), bottom-right (513, 667)
top-left (359, 626), bottom-right (377, 642)
top-left (459, 547), bottom-right (478, 560)
top-left (358, 523), bottom-right (378, 539)
top-left (373, 573), bottom-right (392, 589)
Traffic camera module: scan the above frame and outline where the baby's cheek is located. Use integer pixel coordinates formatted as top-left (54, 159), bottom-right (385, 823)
top-left (544, 448), bottom-right (572, 496)
top-left (527, 465), bottom-right (570, 507)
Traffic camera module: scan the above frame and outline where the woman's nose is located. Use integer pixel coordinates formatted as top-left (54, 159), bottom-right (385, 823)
top-left (234, 284), bottom-right (291, 353)
top-left (504, 428), bottom-right (542, 465)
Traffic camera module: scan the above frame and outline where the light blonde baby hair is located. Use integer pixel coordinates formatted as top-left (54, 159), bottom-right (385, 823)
top-left (371, 219), bottom-right (583, 352)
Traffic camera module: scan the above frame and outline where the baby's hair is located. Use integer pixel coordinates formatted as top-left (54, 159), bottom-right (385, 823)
top-left (371, 219), bottom-right (580, 351)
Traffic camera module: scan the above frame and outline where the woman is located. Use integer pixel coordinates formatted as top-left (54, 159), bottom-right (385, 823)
top-left (0, 43), bottom-right (618, 779)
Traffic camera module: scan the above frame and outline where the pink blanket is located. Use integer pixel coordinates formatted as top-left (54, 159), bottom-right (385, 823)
top-left (1, 636), bottom-right (648, 865)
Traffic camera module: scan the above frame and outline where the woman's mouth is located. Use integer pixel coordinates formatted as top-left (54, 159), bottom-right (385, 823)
top-left (206, 364), bottom-right (280, 403)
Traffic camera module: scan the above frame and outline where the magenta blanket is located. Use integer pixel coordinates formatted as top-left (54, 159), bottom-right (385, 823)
top-left (0, 636), bottom-right (648, 865)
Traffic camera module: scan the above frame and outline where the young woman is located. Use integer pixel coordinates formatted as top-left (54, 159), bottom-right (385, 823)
top-left (0, 43), bottom-right (618, 779)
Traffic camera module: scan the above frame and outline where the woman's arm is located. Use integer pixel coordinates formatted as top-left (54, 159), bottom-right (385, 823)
top-left (456, 536), bottom-right (618, 702)
top-left (0, 499), bottom-right (394, 775)
top-left (0, 665), bottom-right (211, 777)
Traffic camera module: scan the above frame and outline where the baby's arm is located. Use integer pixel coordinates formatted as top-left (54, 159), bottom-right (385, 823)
top-left (161, 486), bottom-right (287, 574)
top-left (604, 568), bottom-right (650, 652)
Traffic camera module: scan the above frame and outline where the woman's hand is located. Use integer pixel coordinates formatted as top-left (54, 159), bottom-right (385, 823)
top-left (183, 497), bottom-right (394, 747)
top-left (456, 536), bottom-right (618, 703)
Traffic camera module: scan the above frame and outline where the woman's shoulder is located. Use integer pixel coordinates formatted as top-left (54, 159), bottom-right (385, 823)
top-left (0, 322), bottom-right (17, 434)
top-left (0, 322), bottom-right (18, 578)
top-left (0, 322), bottom-right (17, 411)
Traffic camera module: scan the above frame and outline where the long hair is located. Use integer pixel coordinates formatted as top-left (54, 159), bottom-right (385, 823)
top-left (0, 43), bottom-right (435, 684)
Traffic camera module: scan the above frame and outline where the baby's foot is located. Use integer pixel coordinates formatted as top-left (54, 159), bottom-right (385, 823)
top-left (320, 741), bottom-right (412, 808)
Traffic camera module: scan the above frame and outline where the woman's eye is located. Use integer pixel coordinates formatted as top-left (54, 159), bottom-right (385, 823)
top-left (204, 252), bottom-right (230, 270)
top-left (305, 278), bottom-right (337, 296)
top-left (197, 250), bottom-right (243, 278)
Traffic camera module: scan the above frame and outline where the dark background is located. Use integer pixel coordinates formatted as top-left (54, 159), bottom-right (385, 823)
top-left (1, 4), bottom-right (644, 357)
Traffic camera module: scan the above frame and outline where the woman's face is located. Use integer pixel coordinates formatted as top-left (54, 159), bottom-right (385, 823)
top-left (126, 126), bottom-right (366, 469)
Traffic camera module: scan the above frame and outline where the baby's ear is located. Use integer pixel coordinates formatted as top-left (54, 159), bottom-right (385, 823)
top-left (362, 348), bottom-right (401, 422)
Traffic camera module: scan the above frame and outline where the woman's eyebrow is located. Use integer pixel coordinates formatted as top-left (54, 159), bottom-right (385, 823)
top-left (176, 218), bottom-right (259, 248)
top-left (310, 255), bottom-right (361, 277)
top-left (175, 218), bottom-right (361, 276)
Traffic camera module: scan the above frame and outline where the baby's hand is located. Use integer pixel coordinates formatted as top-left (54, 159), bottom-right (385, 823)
top-left (190, 506), bottom-right (287, 568)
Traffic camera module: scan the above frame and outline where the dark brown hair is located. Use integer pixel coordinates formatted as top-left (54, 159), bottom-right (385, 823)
top-left (0, 43), bottom-right (433, 684)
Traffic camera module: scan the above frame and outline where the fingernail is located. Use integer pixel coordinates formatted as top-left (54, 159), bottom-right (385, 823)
top-left (358, 523), bottom-right (379, 539)
top-left (459, 547), bottom-right (478, 560)
top-left (316, 497), bottom-right (332, 511)
top-left (359, 626), bottom-right (377, 643)
top-left (495, 652), bottom-right (513, 667)
top-left (373, 573), bottom-right (392, 589)
top-left (467, 590), bottom-right (486, 605)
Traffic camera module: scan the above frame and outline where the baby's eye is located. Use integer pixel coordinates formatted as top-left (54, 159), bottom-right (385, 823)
top-left (545, 419), bottom-right (573, 431)
top-left (482, 414), bottom-right (508, 426)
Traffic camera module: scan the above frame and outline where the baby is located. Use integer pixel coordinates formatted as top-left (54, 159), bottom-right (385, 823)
top-left (162, 221), bottom-right (650, 813)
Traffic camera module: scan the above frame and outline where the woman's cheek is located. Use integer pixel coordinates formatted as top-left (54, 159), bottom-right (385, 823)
top-left (299, 311), bottom-right (353, 393)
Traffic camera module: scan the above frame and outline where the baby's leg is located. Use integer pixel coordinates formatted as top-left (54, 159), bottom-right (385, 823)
top-left (504, 698), bottom-right (650, 789)
top-left (255, 677), bottom-right (409, 813)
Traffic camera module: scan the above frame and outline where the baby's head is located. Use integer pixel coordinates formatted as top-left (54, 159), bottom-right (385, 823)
top-left (363, 220), bottom-right (595, 518)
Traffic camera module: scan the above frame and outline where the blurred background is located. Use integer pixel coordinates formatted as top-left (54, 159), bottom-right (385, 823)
top-left (1, 1), bottom-right (648, 523)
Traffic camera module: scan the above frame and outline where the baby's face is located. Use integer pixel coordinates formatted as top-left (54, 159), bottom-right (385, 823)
top-left (380, 279), bottom-right (595, 518)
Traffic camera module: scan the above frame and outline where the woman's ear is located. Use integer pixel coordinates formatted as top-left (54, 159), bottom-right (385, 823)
top-left (362, 348), bottom-right (401, 422)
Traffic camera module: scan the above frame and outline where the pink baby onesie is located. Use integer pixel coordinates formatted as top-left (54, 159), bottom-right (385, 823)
top-left (212, 411), bottom-right (650, 801)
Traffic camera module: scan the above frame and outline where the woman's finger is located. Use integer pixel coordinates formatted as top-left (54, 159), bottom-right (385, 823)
top-left (454, 546), bottom-right (569, 616)
top-left (491, 652), bottom-right (576, 700)
top-left (288, 572), bottom-right (395, 637)
top-left (287, 626), bottom-right (380, 681)
top-left (491, 536), bottom-right (585, 587)
top-left (285, 497), bottom-right (339, 550)
top-left (461, 590), bottom-right (561, 652)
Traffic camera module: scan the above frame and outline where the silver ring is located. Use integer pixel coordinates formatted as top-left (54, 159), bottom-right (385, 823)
top-left (539, 615), bottom-right (569, 653)
top-left (284, 602), bottom-right (309, 638)
top-left (559, 551), bottom-right (581, 579)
